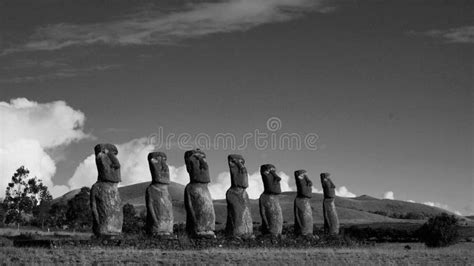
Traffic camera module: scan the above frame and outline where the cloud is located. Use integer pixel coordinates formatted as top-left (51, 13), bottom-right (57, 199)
top-left (0, 64), bottom-right (121, 84)
top-left (383, 191), bottom-right (394, 200)
top-left (0, 98), bottom-right (90, 148)
top-left (69, 137), bottom-right (155, 189)
top-left (209, 169), bottom-right (295, 199)
top-left (68, 137), bottom-right (308, 200)
top-left (413, 25), bottom-right (474, 44)
top-left (69, 137), bottom-right (192, 190)
top-left (423, 201), bottom-right (462, 216)
top-left (335, 186), bottom-right (356, 198)
top-left (2, 59), bottom-right (67, 70)
top-left (68, 136), bottom-right (359, 201)
top-left (0, 98), bottom-right (90, 197)
top-left (4, 0), bottom-right (329, 54)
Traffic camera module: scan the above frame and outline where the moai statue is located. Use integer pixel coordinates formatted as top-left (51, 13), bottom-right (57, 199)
top-left (259, 164), bottom-right (283, 236)
top-left (321, 172), bottom-right (340, 235)
top-left (225, 154), bottom-right (253, 238)
top-left (294, 170), bottom-right (313, 236)
top-left (184, 149), bottom-right (216, 238)
top-left (90, 144), bottom-right (123, 237)
top-left (145, 152), bottom-right (174, 236)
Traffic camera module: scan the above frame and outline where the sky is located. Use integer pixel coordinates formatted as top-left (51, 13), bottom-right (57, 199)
top-left (0, 0), bottom-right (472, 215)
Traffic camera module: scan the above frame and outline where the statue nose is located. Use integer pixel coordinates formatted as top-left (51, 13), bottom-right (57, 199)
top-left (272, 173), bottom-right (281, 182)
top-left (198, 159), bottom-right (207, 170)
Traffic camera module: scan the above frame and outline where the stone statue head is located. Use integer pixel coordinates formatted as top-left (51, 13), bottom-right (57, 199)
top-left (320, 172), bottom-right (336, 198)
top-left (320, 172), bottom-right (331, 183)
top-left (260, 164), bottom-right (281, 194)
top-left (184, 149), bottom-right (210, 183)
top-left (148, 152), bottom-right (170, 184)
top-left (295, 170), bottom-right (312, 198)
top-left (94, 143), bottom-right (121, 183)
top-left (228, 154), bottom-right (248, 188)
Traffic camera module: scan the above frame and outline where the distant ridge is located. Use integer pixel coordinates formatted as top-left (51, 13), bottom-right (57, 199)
top-left (354, 195), bottom-right (378, 201)
top-left (53, 181), bottom-right (185, 205)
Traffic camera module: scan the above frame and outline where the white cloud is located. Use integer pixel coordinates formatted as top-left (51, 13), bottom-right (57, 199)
top-left (208, 172), bottom-right (231, 200)
top-left (413, 25), bottom-right (474, 44)
top-left (383, 191), bottom-right (394, 200)
top-left (68, 137), bottom-right (195, 190)
top-left (0, 64), bottom-right (121, 84)
top-left (4, 0), bottom-right (330, 54)
top-left (0, 98), bottom-right (89, 148)
top-left (69, 138), bottom-right (302, 199)
top-left (423, 201), bottom-right (462, 216)
top-left (69, 137), bottom-right (155, 189)
top-left (169, 165), bottom-right (189, 187)
top-left (209, 169), bottom-right (295, 199)
top-left (68, 154), bottom-right (96, 189)
top-left (0, 98), bottom-right (89, 198)
top-left (423, 201), bottom-right (450, 209)
top-left (335, 186), bottom-right (356, 198)
top-left (68, 136), bottom-right (356, 201)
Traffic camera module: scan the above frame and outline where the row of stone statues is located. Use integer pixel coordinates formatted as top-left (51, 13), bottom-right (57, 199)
top-left (90, 144), bottom-right (339, 239)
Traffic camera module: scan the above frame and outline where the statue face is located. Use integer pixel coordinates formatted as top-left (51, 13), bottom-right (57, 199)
top-left (94, 143), bottom-right (121, 183)
top-left (320, 172), bottom-right (330, 183)
top-left (320, 172), bottom-right (336, 198)
top-left (148, 152), bottom-right (170, 184)
top-left (184, 149), bottom-right (210, 183)
top-left (295, 170), bottom-right (312, 198)
top-left (260, 164), bottom-right (281, 194)
top-left (228, 154), bottom-right (248, 188)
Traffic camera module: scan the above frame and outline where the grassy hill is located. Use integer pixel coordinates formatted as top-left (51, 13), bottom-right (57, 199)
top-left (55, 181), bottom-right (468, 226)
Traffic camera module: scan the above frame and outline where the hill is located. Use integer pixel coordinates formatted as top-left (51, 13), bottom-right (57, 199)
top-left (55, 181), bottom-right (467, 226)
top-left (53, 181), bottom-right (185, 205)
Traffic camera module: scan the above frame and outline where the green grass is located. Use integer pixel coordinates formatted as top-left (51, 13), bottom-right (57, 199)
top-left (1, 243), bottom-right (473, 265)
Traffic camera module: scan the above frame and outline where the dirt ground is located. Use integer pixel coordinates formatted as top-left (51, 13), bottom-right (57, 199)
top-left (1, 242), bottom-right (473, 265)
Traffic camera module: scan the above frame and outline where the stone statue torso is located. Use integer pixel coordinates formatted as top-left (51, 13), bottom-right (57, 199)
top-left (91, 182), bottom-right (122, 236)
top-left (185, 183), bottom-right (215, 233)
top-left (226, 187), bottom-right (253, 236)
top-left (146, 184), bottom-right (173, 234)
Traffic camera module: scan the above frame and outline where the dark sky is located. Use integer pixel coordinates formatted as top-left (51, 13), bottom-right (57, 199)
top-left (0, 0), bottom-right (472, 214)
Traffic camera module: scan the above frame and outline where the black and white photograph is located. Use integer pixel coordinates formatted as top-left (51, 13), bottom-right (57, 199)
top-left (0, 0), bottom-right (472, 264)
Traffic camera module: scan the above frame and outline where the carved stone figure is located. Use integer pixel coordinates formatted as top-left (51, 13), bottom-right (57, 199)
top-left (145, 152), bottom-right (173, 236)
top-left (225, 154), bottom-right (253, 238)
top-left (294, 170), bottom-right (313, 236)
top-left (184, 149), bottom-right (216, 238)
top-left (321, 172), bottom-right (339, 235)
top-left (259, 164), bottom-right (283, 236)
top-left (90, 144), bottom-right (123, 237)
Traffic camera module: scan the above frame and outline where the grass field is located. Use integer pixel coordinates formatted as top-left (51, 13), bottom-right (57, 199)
top-left (1, 242), bottom-right (473, 265)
